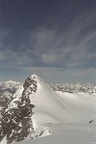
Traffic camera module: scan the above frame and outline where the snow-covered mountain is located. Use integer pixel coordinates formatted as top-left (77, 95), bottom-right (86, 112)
top-left (0, 80), bottom-right (22, 123)
top-left (28, 75), bottom-right (96, 124)
top-left (0, 74), bottom-right (96, 144)
top-left (0, 75), bottom-right (50, 144)
top-left (50, 83), bottom-right (96, 94)
top-left (0, 80), bottom-right (22, 119)
top-left (0, 80), bottom-right (22, 94)
top-left (0, 80), bottom-right (22, 101)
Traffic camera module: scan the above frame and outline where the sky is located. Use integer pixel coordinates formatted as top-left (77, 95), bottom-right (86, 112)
top-left (0, 0), bottom-right (96, 83)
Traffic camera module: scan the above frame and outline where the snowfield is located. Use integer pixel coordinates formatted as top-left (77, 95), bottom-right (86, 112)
top-left (14, 121), bottom-right (96, 144)
top-left (0, 74), bottom-right (96, 144)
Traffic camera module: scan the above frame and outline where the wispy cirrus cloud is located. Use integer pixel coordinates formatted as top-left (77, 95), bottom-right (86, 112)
top-left (1, 9), bottom-right (96, 69)
top-left (27, 11), bottom-right (96, 68)
top-left (23, 66), bottom-right (96, 83)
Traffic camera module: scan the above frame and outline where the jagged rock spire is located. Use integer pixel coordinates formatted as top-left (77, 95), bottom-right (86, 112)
top-left (0, 75), bottom-right (37, 143)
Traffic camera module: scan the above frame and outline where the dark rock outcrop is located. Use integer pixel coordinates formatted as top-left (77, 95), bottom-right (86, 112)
top-left (0, 76), bottom-right (37, 143)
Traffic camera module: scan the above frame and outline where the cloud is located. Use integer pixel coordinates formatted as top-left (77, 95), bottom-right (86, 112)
top-left (0, 7), bottom-right (96, 71)
top-left (0, 52), bottom-right (4, 60)
top-left (21, 10), bottom-right (95, 69)
top-left (23, 66), bottom-right (96, 83)
top-left (0, 29), bottom-right (10, 49)
top-left (41, 53), bottom-right (57, 64)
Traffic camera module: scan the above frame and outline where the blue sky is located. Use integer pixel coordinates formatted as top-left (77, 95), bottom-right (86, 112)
top-left (0, 0), bottom-right (96, 83)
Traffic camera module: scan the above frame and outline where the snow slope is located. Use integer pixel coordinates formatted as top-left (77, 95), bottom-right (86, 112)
top-left (14, 119), bottom-right (96, 144)
top-left (29, 74), bottom-right (96, 124)
top-left (56, 91), bottom-right (96, 122)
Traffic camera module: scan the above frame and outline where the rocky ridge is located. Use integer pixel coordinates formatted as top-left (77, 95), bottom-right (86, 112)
top-left (0, 75), bottom-right (50, 144)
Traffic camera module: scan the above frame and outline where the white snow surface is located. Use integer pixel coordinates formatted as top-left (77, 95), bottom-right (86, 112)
top-left (14, 120), bottom-right (96, 144)
top-left (29, 74), bottom-right (96, 125)
top-left (0, 136), bottom-right (7, 144)
top-left (1, 74), bottom-right (96, 144)
top-left (13, 74), bottom-right (95, 144)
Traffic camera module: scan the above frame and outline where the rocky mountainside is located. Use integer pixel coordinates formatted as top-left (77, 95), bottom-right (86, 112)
top-left (0, 81), bottom-right (22, 123)
top-left (0, 75), bottom-right (50, 144)
top-left (0, 80), bottom-right (22, 108)
top-left (0, 80), bottom-right (22, 95)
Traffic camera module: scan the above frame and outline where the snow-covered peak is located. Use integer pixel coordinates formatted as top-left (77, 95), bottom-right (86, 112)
top-left (22, 74), bottom-right (45, 96)
top-left (29, 74), bottom-right (43, 85)
top-left (0, 80), bottom-right (22, 91)
top-left (1, 80), bottom-right (21, 85)
top-left (30, 73), bottom-right (39, 79)
top-left (50, 82), bottom-right (96, 94)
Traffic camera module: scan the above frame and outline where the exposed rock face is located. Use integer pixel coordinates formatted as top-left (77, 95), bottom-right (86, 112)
top-left (22, 75), bottom-right (37, 102)
top-left (0, 76), bottom-right (36, 143)
top-left (0, 81), bottom-right (22, 120)
top-left (0, 75), bottom-right (50, 144)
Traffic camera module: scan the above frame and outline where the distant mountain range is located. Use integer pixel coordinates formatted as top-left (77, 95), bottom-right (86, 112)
top-left (0, 79), bottom-right (95, 99)
top-left (50, 83), bottom-right (96, 94)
